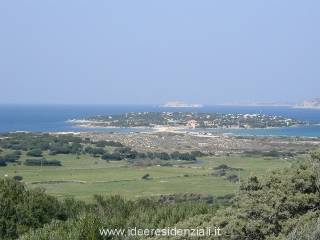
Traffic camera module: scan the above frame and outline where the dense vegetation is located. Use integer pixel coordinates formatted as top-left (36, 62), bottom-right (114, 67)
top-left (0, 151), bottom-right (21, 166)
top-left (0, 133), bottom-right (83, 158)
top-left (100, 149), bottom-right (197, 162)
top-left (1, 152), bottom-right (320, 239)
top-left (0, 178), bottom-right (68, 239)
top-left (0, 178), bottom-right (220, 240)
top-left (175, 152), bottom-right (320, 240)
top-left (0, 133), bottom-right (198, 166)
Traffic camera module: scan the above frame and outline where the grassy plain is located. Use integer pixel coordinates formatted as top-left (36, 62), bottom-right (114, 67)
top-left (0, 149), bottom-right (293, 201)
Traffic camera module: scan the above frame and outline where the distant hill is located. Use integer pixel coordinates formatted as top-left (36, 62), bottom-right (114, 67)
top-left (161, 101), bottom-right (203, 108)
top-left (295, 98), bottom-right (320, 109)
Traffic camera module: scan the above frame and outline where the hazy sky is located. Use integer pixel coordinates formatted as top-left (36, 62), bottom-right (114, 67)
top-left (0, 1), bottom-right (319, 105)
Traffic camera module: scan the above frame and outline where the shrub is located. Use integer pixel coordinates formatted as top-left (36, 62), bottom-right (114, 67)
top-left (2, 153), bottom-right (20, 162)
top-left (27, 149), bottom-right (43, 157)
top-left (49, 144), bottom-right (71, 155)
top-left (84, 147), bottom-right (105, 156)
top-left (94, 140), bottom-right (107, 147)
top-left (94, 140), bottom-right (124, 147)
top-left (158, 152), bottom-right (170, 160)
top-left (226, 174), bottom-right (239, 183)
top-left (191, 151), bottom-right (206, 157)
top-left (13, 175), bottom-right (23, 181)
top-left (0, 179), bottom-right (67, 239)
top-left (0, 159), bottom-right (7, 167)
top-left (101, 152), bottom-right (122, 161)
top-left (24, 159), bottom-right (62, 166)
top-left (214, 164), bottom-right (231, 170)
top-left (142, 173), bottom-right (151, 180)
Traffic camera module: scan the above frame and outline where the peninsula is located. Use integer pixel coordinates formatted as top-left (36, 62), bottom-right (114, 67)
top-left (69, 112), bottom-right (304, 129)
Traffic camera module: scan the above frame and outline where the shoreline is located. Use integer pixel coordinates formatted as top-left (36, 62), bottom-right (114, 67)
top-left (65, 122), bottom-right (320, 138)
top-left (68, 121), bottom-right (311, 131)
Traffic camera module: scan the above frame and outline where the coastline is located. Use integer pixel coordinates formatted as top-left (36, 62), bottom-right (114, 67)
top-left (1, 105), bottom-right (320, 137)
top-left (67, 121), bottom-right (312, 134)
top-left (292, 106), bottom-right (320, 110)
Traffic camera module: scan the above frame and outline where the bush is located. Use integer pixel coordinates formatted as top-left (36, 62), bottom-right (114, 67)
top-left (191, 151), bottom-right (206, 157)
top-left (178, 152), bottom-right (196, 161)
top-left (0, 179), bottom-right (67, 239)
top-left (27, 149), bottom-right (43, 157)
top-left (12, 150), bottom-right (22, 156)
top-left (0, 159), bottom-right (7, 167)
top-left (49, 144), bottom-right (71, 155)
top-left (2, 152), bottom-right (20, 162)
top-left (226, 174), bottom-right (239, 183)
top-left (13, 175), bottom-right (23, 181)
top-left (142, 173), bottom-right (151, 180)
top-left (101, 152), bottom-right (123, 161)
top-left (214, 164), bottom-right (231, 170)
top-left (94, 140), bottom-right (107, 147)
top-left (170, 151), bottom-right (196, 161)
top-left (158, 152), bottom-right (170, 160)
top-left (262, 149), bottom-right (281, 157)
top-left (115, 147), bottom-right (138, 159)
top-left (204, 154), bottom-right (320, 239)
top-left (94, 140), bottom-right (124, 147)
top-left (24, 159), bottom-right (62, 166)
top-left (84, 147), bottom-right (105, 156)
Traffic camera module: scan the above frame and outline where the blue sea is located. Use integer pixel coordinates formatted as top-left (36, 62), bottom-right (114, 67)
top-left (0, 104), bottom-right (320, 137)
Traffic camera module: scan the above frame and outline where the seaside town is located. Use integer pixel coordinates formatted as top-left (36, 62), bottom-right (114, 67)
top-left (69, 112), bottom-right (304, 129)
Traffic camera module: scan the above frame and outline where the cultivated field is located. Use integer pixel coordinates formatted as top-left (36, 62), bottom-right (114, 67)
top-left (0, 150), bottom-right (292, 201)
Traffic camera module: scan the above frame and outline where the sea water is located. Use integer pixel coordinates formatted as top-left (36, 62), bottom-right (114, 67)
top-left (0, 104), bottom-right (320, 137)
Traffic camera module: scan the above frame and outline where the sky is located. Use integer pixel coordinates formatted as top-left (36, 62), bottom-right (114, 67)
top-left (0, 0), bottom-right (319, 105)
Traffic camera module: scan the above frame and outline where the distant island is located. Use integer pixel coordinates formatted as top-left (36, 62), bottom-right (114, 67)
top-left (69, 112), bottom-right (305, 130)
top-left (210, 98), bottom-right (320, 109)
top-left (161, 101), bottom-right (203, 108)
top-left (160, 99), bottom-right (320, 109)
top-left (219, 101), bottom-right (294, 107)
top-left (294, 98), bottom-right (320, 109)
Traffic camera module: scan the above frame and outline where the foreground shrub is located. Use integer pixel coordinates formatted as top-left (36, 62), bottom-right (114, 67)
top-left (0, 179), bottom-right (67, 239)
top-left (171, 152), bottom-right (320, 240)
top-left (7, 151), bottom-right (320, 239)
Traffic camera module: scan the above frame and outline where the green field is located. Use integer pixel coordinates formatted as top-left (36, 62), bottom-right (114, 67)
top-left (0, 150), bottom-right (292, 201)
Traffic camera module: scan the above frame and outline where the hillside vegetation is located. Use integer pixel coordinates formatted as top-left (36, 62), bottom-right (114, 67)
top-left (0, 152), bottom-right (320, 239)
